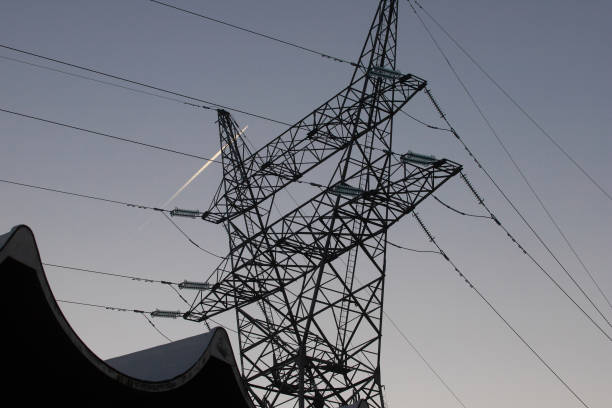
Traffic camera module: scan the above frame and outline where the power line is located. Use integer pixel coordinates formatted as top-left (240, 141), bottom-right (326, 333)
top-left (166, 284), bottom-right (192, 310)
top-left (46, 262), bottom-right (197, 326)
top-left (411, 212), bottom-right (592, 408)
top-left (387, 241), bottom-right (441, 254)
top-left (58, 298), bottom-right (237, 335)
top-left (408, 1), bottom-right (612, 318)
top-left (0, 54), bottom-right (196, 107)
top-left (0, 26), bottom-right (445, 140)
top-left (459, 172), bottom-right (612, 342)
top-left (142, 313), bottom-right (173, 342)
top-left (47, 262), bottom-right (224, 333)
top-left (57, 299), bottom-right (154, 314)
top-left (409, 2), bottom-right (612, 335)
top-left (0, 43), bottom-right (291, 126)
top-left (0, 15), bottom-right (482, 146)
top-left (162, 212), bottom-right (224, 259)
top-left (426, 90), bottom-right (612, 335)
top-left (44, 262), bottom-right (178, 285)
top-left (432, 195), bottom-right (491, 219)
top-left (0, 176), bottom-right (226, 260)
top-left (57, 299), bottom-right (174, 342)
top-left (2, 177), bottom-right (225, 263)
top-left (0, 177), bottom-right (168, 212)
top-left (477, 116), bottom-right (612, 312)
top-left (0, 107), bottom-right (221, 162)
top-left (383, 311), bottom-right (468, 408)
top-left (147, 0), bottom-right (357, 68)
top-left (400, 109), bottom-right (450, 132)
top-left (411, 0), bottom-right (612, 202)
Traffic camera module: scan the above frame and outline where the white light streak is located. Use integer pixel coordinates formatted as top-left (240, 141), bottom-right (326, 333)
top-left (138, 125), bottom-right (247, 231)
top-left (162, 125), bottom-right (248, 207)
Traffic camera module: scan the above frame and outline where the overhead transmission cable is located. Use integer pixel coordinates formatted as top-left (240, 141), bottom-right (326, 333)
top-left (400, 109), bottom-right (450, 132)
top-left (406, 1), bottom-right (612, 333)
top-left (458, 172), bottom-right (612, 342)
top-left (428, 94), bottom-right (612, 339)
top-left (47, 262), bottom-right (190, 316)
top-left (383, 311), bottom-right (468, 408)
top-left (162, 212), bottom-right (224, 259)
top-left (147, 0), bottom-right (357, 68)
top-left (0, 177), bottom-right (227, 260)
top-left (44, 262), bottom-right (178, 285)
top-left (57, 299), bottom-right (152, 314)
top-left (387, 241), bottom-right (440, 254)
top-left (0, 46), bottom-right (441, 135)
top-left (407, 0), bottom-right (612, 316)
top-left (0, 107), bottom-right (220, 163)
top-left (142, 313), bottom-right (173, 342)
top-left (427, 87), bottom-right (612, 340)
top-left (411, 212), bottom-right (592, 408)
top-left (0, 51), bottom-right (439, 140)
top-left (57, 299), bottom-right (173, 342)
top-left (0, 177), bottom-right (169, 212)
top-left (52, 266), bottom-right (234, 333)
top-left (0, 178), bottom-right (225, 259)
top-left (432, 195), bottom-right (490, 219)
top-left (410, 0), bottom-right (612, 203)
top-left (0, 54), bottom-right (194, 107)
top-left (0, 43), bottom-right (290, 126)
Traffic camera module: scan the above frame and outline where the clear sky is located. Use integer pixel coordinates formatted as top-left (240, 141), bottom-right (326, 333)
top-left (0, 1), bottom-right (610, 407)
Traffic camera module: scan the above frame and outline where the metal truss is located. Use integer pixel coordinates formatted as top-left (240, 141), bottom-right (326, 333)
top-left (185, 1), bottom-right (462, 407)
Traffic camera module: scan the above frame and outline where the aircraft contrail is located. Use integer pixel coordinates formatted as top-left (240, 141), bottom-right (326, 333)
top-left (162, 125), bottom-right (248, 207)
top-left (138, 125), bottom-right (248, 230)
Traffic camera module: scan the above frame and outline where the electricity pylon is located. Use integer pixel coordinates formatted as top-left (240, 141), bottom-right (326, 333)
top-left (184, 1), bottom-right (462, 407)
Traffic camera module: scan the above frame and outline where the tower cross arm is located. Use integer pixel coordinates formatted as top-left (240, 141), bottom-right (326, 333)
top-left (202, 73), bottom-right (426, 224)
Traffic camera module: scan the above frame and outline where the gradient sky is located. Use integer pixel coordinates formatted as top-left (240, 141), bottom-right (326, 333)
top-left (0, 1), bottom-right (610, 407)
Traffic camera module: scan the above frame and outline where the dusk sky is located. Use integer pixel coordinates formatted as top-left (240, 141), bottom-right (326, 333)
top-left (0, 1), bottom-right (610, 407)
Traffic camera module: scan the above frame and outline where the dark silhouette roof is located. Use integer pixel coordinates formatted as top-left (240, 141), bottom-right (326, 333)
top-left (0, 224), bottom-right (253, 405)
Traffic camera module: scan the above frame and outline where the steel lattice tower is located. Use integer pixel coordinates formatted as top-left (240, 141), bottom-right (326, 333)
top-left (184, 1), bottom-right (462, 407)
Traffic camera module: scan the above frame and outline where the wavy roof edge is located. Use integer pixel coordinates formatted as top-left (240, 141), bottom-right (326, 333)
top-left (0, 224), bottom-right (254, 404)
